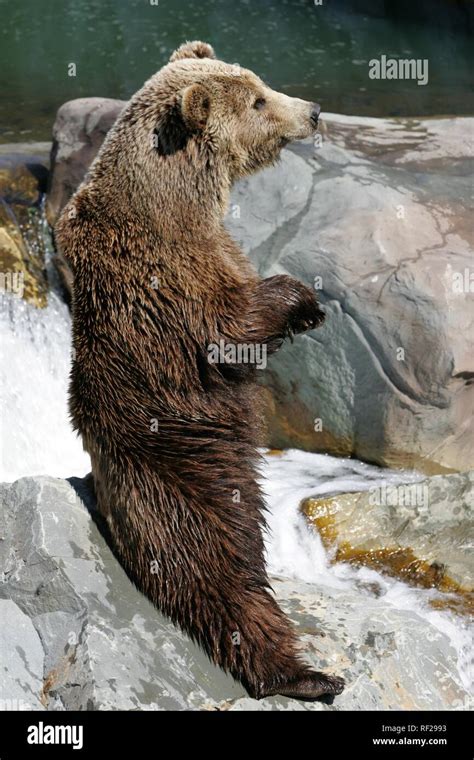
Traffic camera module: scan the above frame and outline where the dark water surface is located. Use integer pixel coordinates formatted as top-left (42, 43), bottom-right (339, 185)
top-left (0, 0), bottom-right (473, 142)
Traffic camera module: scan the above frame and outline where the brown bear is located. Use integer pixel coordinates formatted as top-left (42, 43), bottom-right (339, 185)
top-left (55, 40), bottom-right (344, 702)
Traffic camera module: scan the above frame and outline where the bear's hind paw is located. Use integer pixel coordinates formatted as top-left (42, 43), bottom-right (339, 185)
top-left (261, 671), bottom-right (345, 703)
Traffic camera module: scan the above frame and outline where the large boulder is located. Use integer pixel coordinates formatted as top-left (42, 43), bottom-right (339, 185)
top-left (227, 116), bottom-right (474, 474)
top-left (44, 100), bottom-right (474, 472)
top-left (0, 476), bottom-right (471, 711)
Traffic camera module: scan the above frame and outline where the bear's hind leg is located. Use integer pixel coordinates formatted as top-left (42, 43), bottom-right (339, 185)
top-left (104, 472), bottom-right (345, 703)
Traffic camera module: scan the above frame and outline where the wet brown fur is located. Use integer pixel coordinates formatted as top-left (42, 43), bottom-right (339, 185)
top-left (55, 41), bottom-right (344, 701)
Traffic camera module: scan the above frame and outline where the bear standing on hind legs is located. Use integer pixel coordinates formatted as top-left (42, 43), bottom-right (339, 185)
top-left (55, 40), bottom-right (345, 702)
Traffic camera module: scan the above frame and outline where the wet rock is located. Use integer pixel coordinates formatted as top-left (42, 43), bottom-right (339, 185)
top-left (0, 205), bottom-right (48, 308)
top-left (0, 143), bottom-right (50, 206)
top-left (0, 476), bottom-right (471, 711)
top-left (302, 471), bottom-right (474, 607)
top-left (0, 144), bottom-right (51, 307)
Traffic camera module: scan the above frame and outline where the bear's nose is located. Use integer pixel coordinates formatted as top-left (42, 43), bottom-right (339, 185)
top-left (310, 103), bottom-right (321, 125)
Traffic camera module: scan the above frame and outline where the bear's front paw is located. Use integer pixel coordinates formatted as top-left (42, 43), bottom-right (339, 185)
top-left (288, 290), bottom-right (325, 337)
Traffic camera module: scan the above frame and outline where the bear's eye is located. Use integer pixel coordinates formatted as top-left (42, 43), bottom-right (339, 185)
top-left (253, 97), bottom-right (266, 111)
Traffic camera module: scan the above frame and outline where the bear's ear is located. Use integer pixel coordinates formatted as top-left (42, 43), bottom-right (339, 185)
top-left (181, 84), bottom-right (211, 131)
top-left (154, 103), bottom-right (189, 156)
top-left (169, 40), bottom-right (216, 63)
top-left (153, 85), bottom-right (211, 156)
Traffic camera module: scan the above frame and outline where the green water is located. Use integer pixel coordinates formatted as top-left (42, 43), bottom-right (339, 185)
top-left (0, 0), bottom-right (473, 143)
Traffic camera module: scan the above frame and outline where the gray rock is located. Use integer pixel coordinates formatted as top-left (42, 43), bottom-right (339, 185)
top-left (0, 476), bottom-right (471, 710)
top-left (44, 100), bottom-right (474, 471)
top-left (0, 600), bottom-right (44, 710)
top-left (228, 114), bottom-right (474, 473)
top-left (244, 579), bottom-right (472, 711)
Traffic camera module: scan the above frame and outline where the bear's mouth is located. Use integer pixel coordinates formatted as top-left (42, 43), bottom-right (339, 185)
top-left (279, 137), bottom-right (290, 147)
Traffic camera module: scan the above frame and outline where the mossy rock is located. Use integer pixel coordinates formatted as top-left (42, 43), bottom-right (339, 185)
top-left (0, 144), bottom-right (51, 308)
top-left (302, 471), bottom-right (474, 615)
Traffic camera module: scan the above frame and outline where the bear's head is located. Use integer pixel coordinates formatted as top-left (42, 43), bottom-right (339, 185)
top-left (126, 41), bottom-right (320, 181)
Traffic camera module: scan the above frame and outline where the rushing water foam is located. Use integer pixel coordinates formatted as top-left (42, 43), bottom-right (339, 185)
top-left (0, 291), bottom-right (90, 481)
